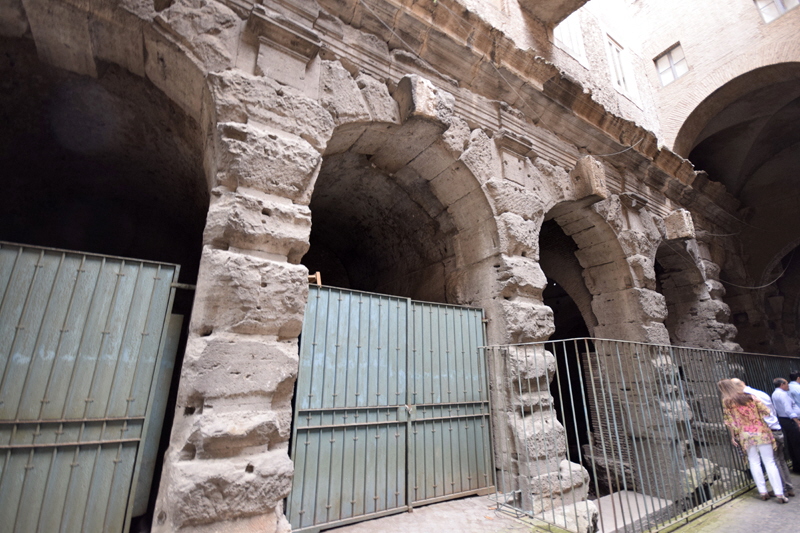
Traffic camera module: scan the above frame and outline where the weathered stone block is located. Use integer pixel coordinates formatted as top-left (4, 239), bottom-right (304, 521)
top-left (583, 260), bottom-right (632, 294)
top-left (319, 60), bottom-right (370, 124)
top-left (22, 0), bottom-right (96, 76)
top-left (356, 73), bottom-right (400, 123)
top-left (486, 179), bottom-right (544, 220)
top-left (497, 212), bottom-right (540, 258)
top-left (394, 74), bottom-right (455, 125)
top-left (155, 0), bottom-right (239, 73)
top-left (496, 255), bottom-right (548, 299)
top-left (180, 334), bottom-right (298, 404)
top-left (501, 299), bottom-right (555, 343)
top-left (190, 248), bottom-right (308, 338)
top-left (506, 344), bottom-right (556, 386)
top-left (665, 208), bottom-right (696, 241)
top-left (569, 155), bottom-right (609, 203)
top-left (461, 129), bottom-right (500, 185)
top-left (513, 413), bottom-right (567, 461)
top-left (163, 450), bottom-right (293, 528)
top-left (371, 118), bottom-right (448, 173)
top-left (592, 288), bottom-right (668, 325)
top-left (187, 411), bottom-right (286, 459)
top-left (208, 70), bottom-right (335, 151)
top-left (204, 190), bottom-right (311, 262)
top-left (216, 122), bottom-right (322, 202)
top-left (144, 23), bottom-right (206, 121)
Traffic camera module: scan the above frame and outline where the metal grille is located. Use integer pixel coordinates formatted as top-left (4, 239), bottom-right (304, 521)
top-left (287, 286), bottom-right (492, 532)
top-left (0, 242), bottom-right (178, 532)
top-left (488, 338), bottom-right (799, 533)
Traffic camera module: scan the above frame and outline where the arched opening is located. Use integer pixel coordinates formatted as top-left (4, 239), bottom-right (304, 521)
top-left (0, 37), bottom-right (208, 524)
top-left (655, 240), bottom-right (707, 347)
top-left (680, 63), bottom-right (800, 353)
top-left (301, 120), bottom-right (496, 305)
top-left (302, 149), bottom-right (455, 302)
top-left (539, 218), bottom-right (594, 471)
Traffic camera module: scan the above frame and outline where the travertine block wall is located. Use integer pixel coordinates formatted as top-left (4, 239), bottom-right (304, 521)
top-left (0, 0), bottom-right (752, 530)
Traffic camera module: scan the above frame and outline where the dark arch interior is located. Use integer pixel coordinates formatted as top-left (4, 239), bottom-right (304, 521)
top-left (539, 219), bottom-right (592, 465)
top-left (0, 38), bottom-right (208, 285)
top-left (1, 37), bottom-right (208, 524)
top-left (686, 64), bottom-right (800, 353)
top-left (302, 149), bottom-right (456, 303)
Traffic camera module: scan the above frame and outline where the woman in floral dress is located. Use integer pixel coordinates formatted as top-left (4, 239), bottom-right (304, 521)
top-left (718, 379), bottom-right (788, 502)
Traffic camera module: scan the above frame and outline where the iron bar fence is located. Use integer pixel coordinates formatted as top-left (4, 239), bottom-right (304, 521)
top-left (484, 338), bottom-right (799, 533)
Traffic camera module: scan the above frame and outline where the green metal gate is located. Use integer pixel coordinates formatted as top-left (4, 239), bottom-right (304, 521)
top-left (287, 286), bottom-right (493, 532)
top-left (0, 242), bottom-right (179, 532)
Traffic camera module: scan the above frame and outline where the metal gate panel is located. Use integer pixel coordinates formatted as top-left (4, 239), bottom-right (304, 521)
top-left (408, 301), bottom-right (492, 505)
top-left (288, 286), bottom-right (409, 531)
top-left (0, 242), bottom-right (178, 533)
top-left (289, 286), bottom-right (492, 532)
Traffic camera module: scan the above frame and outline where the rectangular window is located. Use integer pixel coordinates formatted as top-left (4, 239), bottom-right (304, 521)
top-left (606, 37), bottom-right (629, 93)
top-left (655, 44), bottom-right (689, 86)
top-left (553, 13), bottom-right (586, 64)
top-left (755, 0), bottom-right (799, 22)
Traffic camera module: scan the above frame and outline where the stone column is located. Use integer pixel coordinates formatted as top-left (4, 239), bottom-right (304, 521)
top-left (153, 73), bottom-right (332, 531)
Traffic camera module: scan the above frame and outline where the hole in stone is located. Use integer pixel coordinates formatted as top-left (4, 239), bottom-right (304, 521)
top-left (199, 327), bottom-right (213, 337)
top-left (261, 207), bottom-right (272, 216)
top-left (184, 406), bottom-right (195, 416)
top-left (157, 511), bottom-right (167, 525)
top-left (256, 305), bottom-right (262, 310)
top-left (245, 463), bottom-right (254, 473)
top-left (180, 443), bottom-right (196, 460)
top-left (261, 282), bottom-right (267, 287)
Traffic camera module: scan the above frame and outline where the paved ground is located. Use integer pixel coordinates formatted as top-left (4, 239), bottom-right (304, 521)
top-left (330, 472), bottom-right (800, 533)
top-left (330, 496), bottom-right (528, 533)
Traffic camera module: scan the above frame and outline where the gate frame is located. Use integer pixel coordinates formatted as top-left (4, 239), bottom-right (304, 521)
top-left (287, 285), bottom-right (496, 533)
top-left (0, 241), bottom-right (181, 533)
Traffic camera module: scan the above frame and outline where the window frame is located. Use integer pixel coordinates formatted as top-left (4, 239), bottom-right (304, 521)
top-left (754, 0), bottom-right (800, 23)
top-left (654, 43), bottom-right (689, 86)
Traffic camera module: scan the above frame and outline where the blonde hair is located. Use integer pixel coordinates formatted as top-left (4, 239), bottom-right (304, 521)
top-left (718, 379), bottom-right (752, 408)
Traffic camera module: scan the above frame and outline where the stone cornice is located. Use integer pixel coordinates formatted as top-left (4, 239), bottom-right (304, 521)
top-left (311, 0), bottom-right (741, 230)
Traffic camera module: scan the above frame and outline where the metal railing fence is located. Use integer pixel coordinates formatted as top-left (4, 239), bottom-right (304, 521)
top-left (485, 338), bottom-right (799, 533)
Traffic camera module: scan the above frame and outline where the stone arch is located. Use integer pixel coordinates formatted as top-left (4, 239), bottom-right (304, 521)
top-left (670, 60), bottom-right (800, 155)
top-left (304, 73), bottom-right (501, 306)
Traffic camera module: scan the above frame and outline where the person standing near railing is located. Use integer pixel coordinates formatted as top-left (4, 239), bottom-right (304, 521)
top-left (772, 377), bottom-right (800, 476)
top-left (718, 379), bottom-right (788, 503)
top-left (789, 371), bottom-right (800, 410)
top-left (731, 378), bottom-right (795, 497)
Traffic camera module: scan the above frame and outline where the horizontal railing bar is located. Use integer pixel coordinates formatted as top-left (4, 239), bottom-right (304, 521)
top-left (0, 438), bottom-right (140, 450)
top-left (295, 419), bottom-right (403, 430)
top-left (412, 413), bottom-right (489, 422)
top-left (413, 401), bottom-right (490, 407)
top-left (0, 416), bottom-right (146, 425)
top-left (297, 406), bottom-right (403, 412)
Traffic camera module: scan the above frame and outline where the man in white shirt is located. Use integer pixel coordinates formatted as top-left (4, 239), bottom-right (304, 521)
top-left (733, 378), bottom-right (794, 495)
top-left (789, 371), bottom-right (800, 409)
top-left (772, 377), bottom-right (800, 475)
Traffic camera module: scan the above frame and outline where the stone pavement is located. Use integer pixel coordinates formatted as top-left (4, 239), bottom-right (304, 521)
top-left (330, 472), bottom-right (800, 533)
top-left (330, 496), bottom-right (529, 533)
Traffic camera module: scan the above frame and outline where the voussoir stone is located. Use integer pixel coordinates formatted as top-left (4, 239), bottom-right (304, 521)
top-left (319, 60), bottom-right (371, 124)
top-left (155, 0), bottom-right (239, 73)
top-left (190, 248), bottom-right (308, 338)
